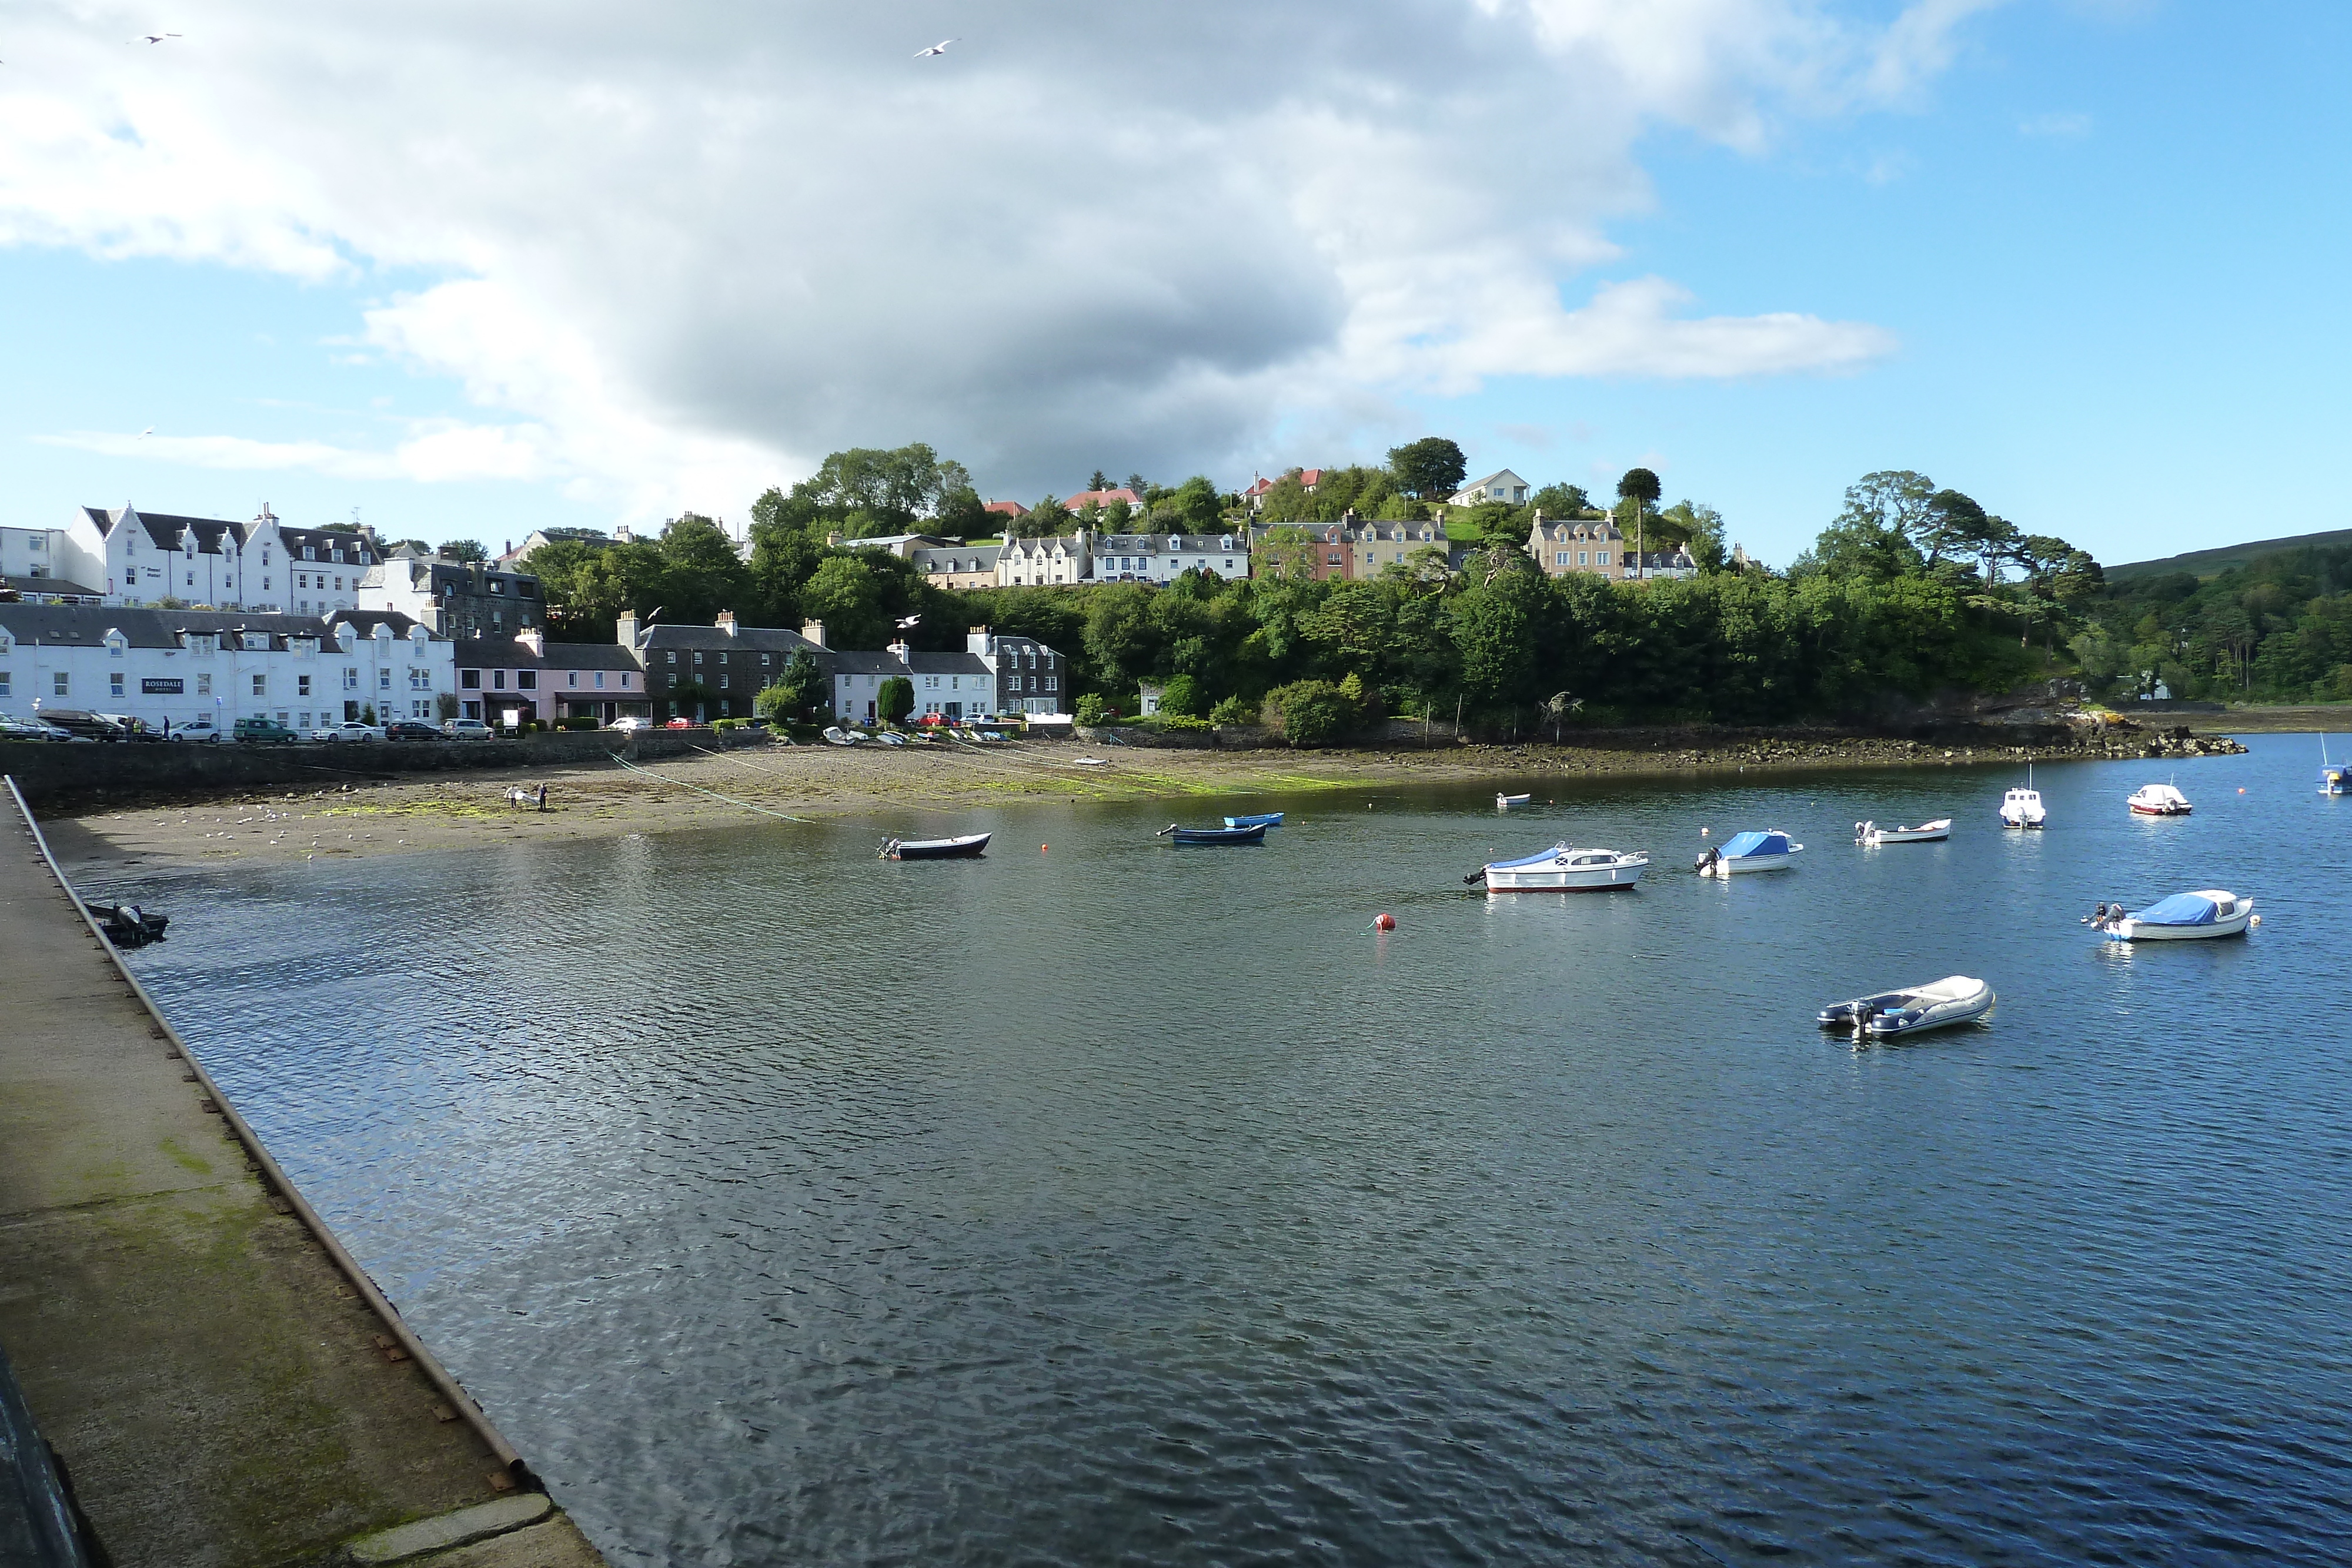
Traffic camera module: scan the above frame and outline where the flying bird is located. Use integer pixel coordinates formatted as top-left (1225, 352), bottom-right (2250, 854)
top-left (140, 426), bottom-right (155, 437)
top-left (896, 614), bottom-right (921, 629)
top-left (913, 39), bottom-right (958, 58)
top-left (133, 34), bottom-right (182, 44)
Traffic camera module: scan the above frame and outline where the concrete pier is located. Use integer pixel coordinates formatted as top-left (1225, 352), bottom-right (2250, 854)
top-left (0, 777), bottom-right (608, 1567)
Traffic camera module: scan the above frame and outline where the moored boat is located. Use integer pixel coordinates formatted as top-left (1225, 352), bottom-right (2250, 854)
top-left (1695, 830), bottom-right (1802, 877)
top-left (881, 832), bottom-right (991, 860)
top-left (1161, 823), bottom-right (1267, 845)
top-left (2086, 890), bottom-right (2254, 942)
top-left (1856, 818), bottom-right (1952, 845)
top-left (1818, 975), bottom-right (1994, 1038)
top-left (1496, 793), bottom-right (1532, 808)
top-left (1999, 785), bottom-right (2046, 828)
top-left (1473, 843), bottom-right (1648, 891)
top-left (1224, 812), bottom-right (1284, 828)
top-left (2127, 781), bottom-right (2192, 816)
top-left (2320, 737), bottom-right (2347, 794)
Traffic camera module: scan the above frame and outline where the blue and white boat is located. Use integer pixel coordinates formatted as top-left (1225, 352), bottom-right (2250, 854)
top-left (2088, 890), bottom-right (2255, 942)
top-left (1161, 823), bottom-right (1267, 846)
top-left (1818, 975), bottom-right (1994, 1039)
top-left (2321, 737), bottom-right (2347, 795)
top-left (1695, 829), bottom-right (1802, 877)
top-left (1223, 812), bottom-right (1284, 828)
top-left (1475, 843), bottom-right (1647, 892)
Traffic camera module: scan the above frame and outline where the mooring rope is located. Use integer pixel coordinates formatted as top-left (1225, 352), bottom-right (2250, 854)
top-left (609, 753), bottom-right (810, 821)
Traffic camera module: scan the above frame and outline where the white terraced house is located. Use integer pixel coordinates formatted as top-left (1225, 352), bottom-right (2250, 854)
top-left (0, 605), bottom-right (457, 733)
top-left (59, 503), bottom-right (385, 614)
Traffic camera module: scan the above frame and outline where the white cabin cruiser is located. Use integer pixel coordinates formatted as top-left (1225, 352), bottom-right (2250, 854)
top-left (1695, 830), bottom-right (1801, 877)
top-left (2127, 781), bottom-right (2192, 817)
top-left (1475, 843), bottom-right (1647, 891)
top-left (1818, 975), bottom-right (1994, 1039)
top-left (1856, 818), bottom-right (1952, 845)
top-left (1999, 783), bottom-right (2046, 828)
top-left (2087, 890), bottom-right (2254, 942)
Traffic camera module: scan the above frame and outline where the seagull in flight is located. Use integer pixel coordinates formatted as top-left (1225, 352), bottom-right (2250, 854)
top-left (134, 34), bottom-right (182, 44)
top-left (913, 38), bottom-right (958, 58)
top-left (140, 426), bottom-right (155, 437)
top-left (896, 614), bottom-right (921, 630)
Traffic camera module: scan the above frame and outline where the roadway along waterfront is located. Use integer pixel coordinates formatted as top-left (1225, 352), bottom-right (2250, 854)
top-left (74, 734), bottom-right (2352, 1566)
top-left (0, 778), bottom-right (609, 1567)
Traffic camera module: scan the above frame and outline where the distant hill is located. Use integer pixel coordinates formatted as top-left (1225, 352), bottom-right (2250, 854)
top-left (2107, 527), bottom-right (2352, 583)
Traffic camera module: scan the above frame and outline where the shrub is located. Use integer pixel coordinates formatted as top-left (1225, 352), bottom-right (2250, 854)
top-left (1157, 674), bottom-right (1203, 717)
top-left (1209, 694), bottom-right (1254, 726)
top-left (1260, 680), bottom-right (1358, 747)
top-left (1151, 713), bottom-right (1212, 731)
top-left (877, 675), bottom-right (916, 726)
top-left (713, 717), bottom-right (746, 731)
top-left (1074, 693), bottom-right (1108, 726)
top-left (563, 716), bottom-right (599, 730)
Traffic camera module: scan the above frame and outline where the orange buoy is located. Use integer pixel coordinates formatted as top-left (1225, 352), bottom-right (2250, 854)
top-left (1041, 844), bottom-right (1049, 852)
top-left (1374, 912), bottom-right (1397, 932)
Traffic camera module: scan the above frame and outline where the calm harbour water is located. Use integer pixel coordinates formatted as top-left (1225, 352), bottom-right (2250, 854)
top-left (101, 734), bottom-right (2352, 1566)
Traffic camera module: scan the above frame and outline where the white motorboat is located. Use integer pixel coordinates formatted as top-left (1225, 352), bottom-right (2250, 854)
top-left (1695, 830), bottom-right (1801, 877)
top-left (1999, 768), bottom-right (2046, 829)
top-left (1474, 843), bottom-right (1647, 891)
top-left (1856, 818), bottom-right (1952, 845)
top-left (2087, 890), bottom-right (2255, 942)
top-left (823, 726), bottom-right (862, 745)
top-left (2321, 737), bottom-right (2348, 795)
top-left (1496, 793), bottom-right (1532, 808)
top-left (1818, 975), bottom-right (1994, 1039)
top-left (2127, 781), bottom-right (2191, 817)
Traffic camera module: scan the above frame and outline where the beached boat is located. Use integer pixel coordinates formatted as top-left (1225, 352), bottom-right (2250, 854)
top-left (823, 726), bottom-right (862, 746)
top-left (1224, 813), bottom-right (1284, 829)
top-left (1695, 830), bottom-right (1802, 877)
top-left (1999, 770), bottom-right (2046, 828)
top-left (881, 833), bottom-right (991, 860)
top-left (1161, 823), bottom-right (1267, 845)
top-left (1856, 818), bottom-right (1952, 845)
top-left (1818, 975), bottom-right (1994, 1039)
top-left (1496, 793), bottom-right (1532, 808)
top-left (2087, 890), bottom-right (2254, 942)
top-left (2127, 781), bottom-right (2192, 816)
top-left (2320, 738), bottom-right (2346, 795)
top-left (1474, 843), bottom-right (1648, 891)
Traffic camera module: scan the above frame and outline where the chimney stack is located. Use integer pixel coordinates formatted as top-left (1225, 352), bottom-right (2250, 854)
top-left (517, 626), bottom-right (544, 656)
top-left (716, 610), bottom-right (737, 637)
top-left (616, 611), bottom-right (639, 648)
top-left (800, 620), bottom-right (827, 648)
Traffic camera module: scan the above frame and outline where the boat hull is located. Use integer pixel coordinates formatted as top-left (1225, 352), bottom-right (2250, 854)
top-left (885, 833), bottom-right (991, 860)
top-left (1223, 813), bottom-right (1284, 828)
top-left (1706, 854), bottom-right (1796, 876)
top-left (2109, 908), bottom-right (2252, 941)
top-left (1486, 858), bottom-right (1646, 892)
top-left (1819, 977), bottom-right (1994, 1038)
top-left (1170, 824), bottom-right (1267, 845)
top-left (1857, 819), bottom-right (1951, 845)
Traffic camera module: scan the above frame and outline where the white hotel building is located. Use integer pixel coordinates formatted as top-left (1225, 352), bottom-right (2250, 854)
top-left (0, 606), bottom-right (458, 733)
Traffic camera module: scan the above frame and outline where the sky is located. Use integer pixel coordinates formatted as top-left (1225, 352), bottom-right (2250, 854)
top-left (0, 1), bottom-right (2344, 570)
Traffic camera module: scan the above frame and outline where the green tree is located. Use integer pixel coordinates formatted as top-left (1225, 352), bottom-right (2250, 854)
top-left (800, 556), bottom-right (887, 649)
top-left (798, 444), bottom-right (973, 533)
top-left (1156, 673), bottom-right (1203, 717)
top-left (1529, 482), bottom-right (1592, 517)
top-left (657, 513), bottom-right (753, 627)
top-left (1261, 679), bottom-right (1357, 746)
top-left (877, 675), bottom-right (915, 726)
top-left (756, 649), bottom-right (828, 723)
top-left (1387, 437), bottom-right (1468, 499)
top-left (1616, 468), bottom-right (1662, 577)
top-left (442, 539), bottom-right (487, 563)
top-left (1209, 693), bottom-right (1253, 725)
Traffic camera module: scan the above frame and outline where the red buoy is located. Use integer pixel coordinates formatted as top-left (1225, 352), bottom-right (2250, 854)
top-left (1374, 912), bottom-right (1397, 932)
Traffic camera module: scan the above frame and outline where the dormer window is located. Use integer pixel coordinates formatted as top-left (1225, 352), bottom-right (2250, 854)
top-left (304, 546), bottom-right (316, 560)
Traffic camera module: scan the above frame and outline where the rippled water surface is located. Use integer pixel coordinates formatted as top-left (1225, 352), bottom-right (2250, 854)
top-left (101, 736), bottom-right (2352, 1566)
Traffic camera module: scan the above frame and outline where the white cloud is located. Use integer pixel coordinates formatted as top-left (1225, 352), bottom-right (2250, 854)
top-left (0, 1), bottom-right (1994, 516)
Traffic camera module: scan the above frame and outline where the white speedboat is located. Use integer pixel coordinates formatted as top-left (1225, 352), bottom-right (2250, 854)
top-left (1818, 975), bottom-right (1994, 1039)
top-left (1856, 818), bottom-right (1951, 845)
top-left (2088, 890), bottom-right (2254, 942)
top-left (1695, 830), bottom-right (1801, 876)
top-left (1496, 793), bottom-right (1532, 808)
top-left (1475, 843), bottom-right (1647, 891)
top-left (2127, 781), bottom-right (2191, 816)
top-left (2319, 737), bottom-right (2346, 795)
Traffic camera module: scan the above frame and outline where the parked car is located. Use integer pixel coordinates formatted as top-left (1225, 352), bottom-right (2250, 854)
top-left (312, 721), bottom-right (385, 743)
top-left (383, 720), bottom-right (441, 742)
top-left (609, 716), bottom-right (652, 731)
top-left (95, 713), bottom-right (166, 742)
top-left (0, 716), bottom-right (72, 741)
top-left (663, 717), bottom-right (697, 729)
top-left (441, 717), bottom-right (494, 740)
top-left (168, 717), bottom-right (225, 743)
top-left (234, 717), bottom-right (298, 744)
top-left (36, 708), bottom-right (129, 742)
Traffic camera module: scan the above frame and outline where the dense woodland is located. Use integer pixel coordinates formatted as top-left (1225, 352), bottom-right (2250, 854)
top-left (2079, 543), bottom-right (2352, 704)
top-left (516, 445), bottom-right (2177, 732)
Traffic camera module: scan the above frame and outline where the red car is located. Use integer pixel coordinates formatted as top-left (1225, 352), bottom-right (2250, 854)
top-left (663, 717), bottom-right (697, 728)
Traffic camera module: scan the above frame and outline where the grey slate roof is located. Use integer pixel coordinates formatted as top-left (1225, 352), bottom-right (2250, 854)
top-left (454, 636), bottom-right (643, 672)
top-left (911, 545), bottom-right (1001, 574)
top-left (0, 604), bottom-right (437, 650)
top-left (3, 575), bottom-right (106, 599)
top-left (905, 651), bottom-right (991, 677)
top-left (637, 623), bottom-right (826, 657)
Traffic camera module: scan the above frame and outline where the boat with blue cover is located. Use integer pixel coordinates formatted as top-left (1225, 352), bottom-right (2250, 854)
top-left (1160, 823), bottom-right (1268, 845)
top-left (1473, 843), bottom-right (1647, 892)
top-left (2087, 889), bottom-right (2255, 942)
top-left (1223, 812), bottom-right (1284, 828)
top-left (1695, 829), bottom-right (1802, 877)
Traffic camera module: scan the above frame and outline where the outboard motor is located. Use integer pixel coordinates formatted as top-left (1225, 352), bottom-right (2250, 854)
top-left (1693, 846), bottom-right (1720, 874)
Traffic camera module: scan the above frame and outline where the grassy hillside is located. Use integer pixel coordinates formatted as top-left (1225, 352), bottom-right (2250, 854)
top-left (2107, 527), bottom-right (2352, 583)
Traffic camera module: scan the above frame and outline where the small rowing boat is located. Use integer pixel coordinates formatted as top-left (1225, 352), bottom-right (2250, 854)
top-left (1856, 818), bottom-right (1951, 845)
top-left (2086, 890), bottom-right (2254, 942)
top-left (1818, 975), bottom-right (1994, 1039)
top-left (881, 833), bottom-right (991, 860)
top-left (1160, 823), bottom-right (1267, 845)
top-left (1496, 793), bottom-right (1532, 808)
top-left (1224, 812), bottom-right (1284, 828)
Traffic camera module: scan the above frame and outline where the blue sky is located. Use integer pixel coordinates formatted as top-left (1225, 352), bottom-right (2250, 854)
top-left (1, 1), bottom-right (2344, 570)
